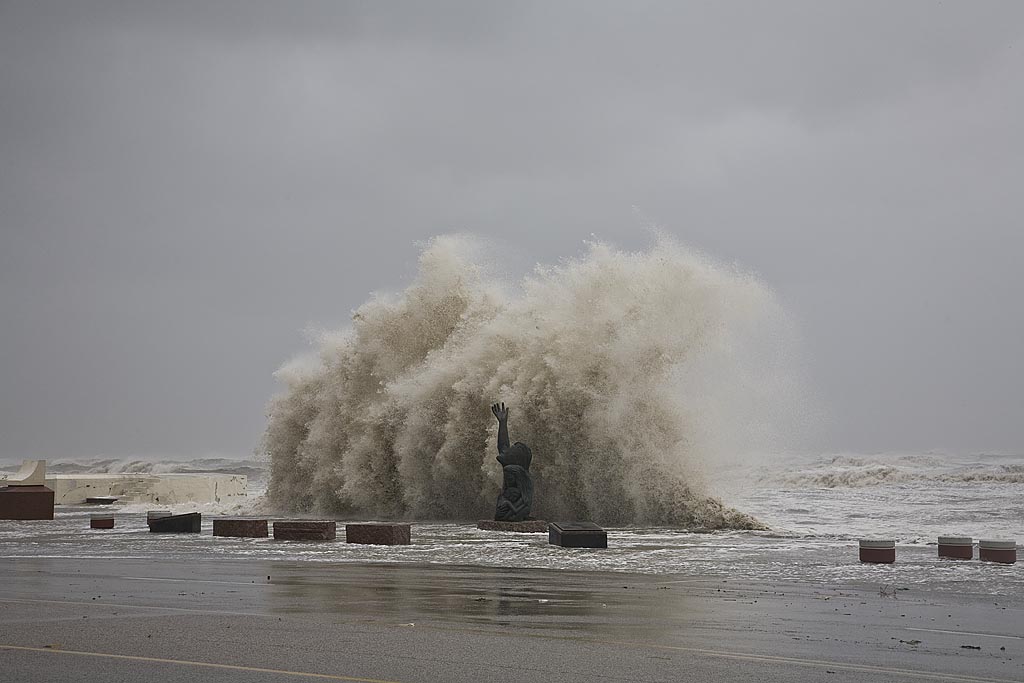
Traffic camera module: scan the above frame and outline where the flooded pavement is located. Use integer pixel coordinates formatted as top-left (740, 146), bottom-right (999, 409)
top-left (2, 507), bottom-right (1021, 599)
top-left (1, 556), bottom-right (1021, 682)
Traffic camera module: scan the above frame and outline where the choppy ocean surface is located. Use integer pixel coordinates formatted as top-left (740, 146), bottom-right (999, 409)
top-left (1, 453), bottom-right (1020, 596)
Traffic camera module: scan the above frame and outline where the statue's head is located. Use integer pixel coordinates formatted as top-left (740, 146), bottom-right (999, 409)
top-left (497, 441), bottom-right (532, 470)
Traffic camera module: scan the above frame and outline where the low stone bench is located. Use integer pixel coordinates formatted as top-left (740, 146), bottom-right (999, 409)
top-left (549, 522), bottom-right (608, 548)
top-left (345, 523), bottom-right (411, 545)
top-left (213, 518), bottom-right (268, 538)
top-left (477, 519), bottom-right (548, 533)
top-left (90, 514), bottom-right (115, 529)
top-left (273, 521), bottom-right (336, 541)
top-left (148, 512), bottom-right (201, 533)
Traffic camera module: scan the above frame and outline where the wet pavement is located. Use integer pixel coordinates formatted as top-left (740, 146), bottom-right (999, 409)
top-left (1, 556), bottom-right (1021, 682)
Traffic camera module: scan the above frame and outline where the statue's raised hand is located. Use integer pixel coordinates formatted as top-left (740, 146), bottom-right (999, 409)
top-left (491, 402), bottom-right (509, 422)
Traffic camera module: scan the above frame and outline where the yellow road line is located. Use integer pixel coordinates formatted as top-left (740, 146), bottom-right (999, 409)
top-left (904, 627), bottom-right (1023, 641)
top-left (2, 598), bottom-right (1019, 683)
top-left (0, 597), bottom-right (268, 618)
top-left (0, 645), bottom-right (399, 683)
top-left (400, 622), bottom-right (1021, 683)
top-left (0, 596), bottom-right (383, 618)
top-left (120, 575), bottom-right (269, 586)
top-left (593, 638), bottom-right (1019, 683)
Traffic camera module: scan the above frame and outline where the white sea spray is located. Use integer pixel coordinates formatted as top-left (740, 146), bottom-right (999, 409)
top-left (262, 235), bottom-right (807, 527)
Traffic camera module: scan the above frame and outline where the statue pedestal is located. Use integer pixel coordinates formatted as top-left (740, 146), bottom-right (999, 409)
top-left (0, 485), bottom-right (55, 520)
top-left (477, 519), bottom-right (548, 533)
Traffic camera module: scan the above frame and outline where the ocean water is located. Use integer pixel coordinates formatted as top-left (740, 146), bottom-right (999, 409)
top-left (1, 452), bottom-right (1019, 596)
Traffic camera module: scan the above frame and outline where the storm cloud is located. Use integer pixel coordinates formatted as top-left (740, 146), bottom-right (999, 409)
top-left (1, 1), bottom-right (1022, 460)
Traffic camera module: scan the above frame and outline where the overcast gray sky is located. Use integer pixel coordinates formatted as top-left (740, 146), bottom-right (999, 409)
top-left (1, 0), bottom-right (1022, 461)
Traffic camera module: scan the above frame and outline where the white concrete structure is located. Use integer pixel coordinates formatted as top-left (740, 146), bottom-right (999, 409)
top-left (3, 459), bottom-right (47, 486)
top-left (45, 473), bottom-right (247, 505)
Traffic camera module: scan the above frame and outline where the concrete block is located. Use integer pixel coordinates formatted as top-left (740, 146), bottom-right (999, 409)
top-left (4, 459), bottom-right (46, 486)
top-left (937, 536), bottom-right (973, 560)
top-left (213, 518), bottom-right (269, 538)
top-left (549, 522), bottom-right (607, 548)
top-left (345, 523), bottom-right (411, 545)
top-left (273, 521), bottom-right (336, 541)
top-left (90, 514), bottom-right (115, 529)
top-left (859, 539), bottom-right (896, 563)
top-left (148, 512), bottom-right (201, 533)
top-left (48, 473), bottom-right (247, 505)
top-left (0, 485), bottom-right (55, 520)
top-left (979, 540), bottom-right (1017, 564)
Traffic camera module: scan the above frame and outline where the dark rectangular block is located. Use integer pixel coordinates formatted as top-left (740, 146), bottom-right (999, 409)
top-left (273, 521), bottom-right (336, 541)
top-left (937, 536), bottom-right (972, 560)
top-left (90, 515), bottom-right (115, 529)
top-left (213, 518), bottom-right (269, 538)
top-left (549, 521), bottom-right (607, 548)
top-left (477, 519), bottom-right (548, 533)
top-left (345, 523), bottom-right (411, 545)
top-left (859, 539), bottom-right (896, 564)
top-left (979, 540), bottom-right (1017, 564)
top-left (0, 485), bottom-right (55, 520)
top-left (148, 512), bottom-right (201, 533)
top-left (86, 496), bottom-right (119, 504)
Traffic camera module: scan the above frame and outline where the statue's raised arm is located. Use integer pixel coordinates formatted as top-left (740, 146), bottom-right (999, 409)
top-left (491, 402), bottom-right (510, 454)
top-left (490, 400), bottom-right (535, 522)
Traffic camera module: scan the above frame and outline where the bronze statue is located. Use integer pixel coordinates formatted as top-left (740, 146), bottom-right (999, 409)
top-left (491, 402), bottom-right (533, 522)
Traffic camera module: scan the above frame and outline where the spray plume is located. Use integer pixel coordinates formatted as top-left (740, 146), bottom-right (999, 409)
top-left (264, 235), bottom-right (803, 528)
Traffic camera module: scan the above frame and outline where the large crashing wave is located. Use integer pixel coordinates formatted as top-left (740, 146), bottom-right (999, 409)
top-left (263, 235), bottom-right (802, 528)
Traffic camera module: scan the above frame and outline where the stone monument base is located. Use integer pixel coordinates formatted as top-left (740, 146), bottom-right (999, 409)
top-left (213, 518), bottom-right (269, 538)
top-left (273, 521), bottom-right (336, 541)
top-left (477, 519), bottom-right (548, 533)
top-left (346, 523), bottom-right (411, 545)
top-left (0, 485), bottom-right (55, 520)
top-left (549, 521), bottom-right (608, 548)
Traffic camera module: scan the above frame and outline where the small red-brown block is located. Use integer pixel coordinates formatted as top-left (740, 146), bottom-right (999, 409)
top-left (0, 485), bottom-right (55, 520)
top-left (90, 515), bottom-right (115, 529)
top-left (345, 523), bottom-right (411, 545)
top-left (213, 518), bottom-right (269, 538)
top-left (273, 521), bottom-right (336, 541)
top-left (859, 539), bottom-right (896, 563)
top-left (937, 536), bottom-right (973, 560)
top-left (979, 540), bottom-right (1017, 564)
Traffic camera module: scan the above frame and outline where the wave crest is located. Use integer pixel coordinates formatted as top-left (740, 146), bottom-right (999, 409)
top-left (264, 235), bottom-right (803, 527)
top-left (778, 454), bottom-right (1024, 488)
